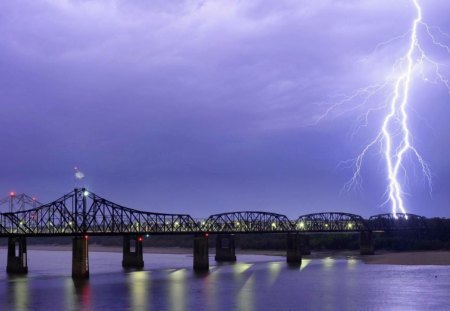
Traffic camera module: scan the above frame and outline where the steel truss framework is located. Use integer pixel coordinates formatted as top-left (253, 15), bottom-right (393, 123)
top-left (0, 189), bottom-right (428, 237)
top-left (203, 211), bottom-right (294, 233)
top-left (295, 212), bottom-right (368, 232)
top-left (369, 213), bottom-right (428, 231)
top-left (0, 193), bottom-right (42, 213)
top-left (0, 189), bottom-right (200, 237)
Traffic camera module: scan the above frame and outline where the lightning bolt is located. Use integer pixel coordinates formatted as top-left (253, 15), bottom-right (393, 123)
top-left (380, 0), bottom-right (426, 218)
top-left (317, 0), bottom-right (450, 218)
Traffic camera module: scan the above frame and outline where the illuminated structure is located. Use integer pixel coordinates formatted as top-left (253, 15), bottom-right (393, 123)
top-left (0, 188), bottom-right (427, 277)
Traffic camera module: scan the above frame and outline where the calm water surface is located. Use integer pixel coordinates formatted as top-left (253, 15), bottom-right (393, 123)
top-left (0, 249), bottom-right (448, 311)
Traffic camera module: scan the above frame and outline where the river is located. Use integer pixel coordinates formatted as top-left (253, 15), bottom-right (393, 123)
top-left (0, 249), bottom-right (448, 311)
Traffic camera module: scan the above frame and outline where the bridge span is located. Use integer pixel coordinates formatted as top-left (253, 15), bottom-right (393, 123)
top-left (0, 188), bottom-right (427, 278)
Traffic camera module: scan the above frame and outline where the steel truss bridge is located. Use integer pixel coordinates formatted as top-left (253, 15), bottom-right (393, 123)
top-left (0, 188), bottom-right (428, 237)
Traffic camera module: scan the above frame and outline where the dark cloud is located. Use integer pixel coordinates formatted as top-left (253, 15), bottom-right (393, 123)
top-left (0, 0), bottom-right (449, 217)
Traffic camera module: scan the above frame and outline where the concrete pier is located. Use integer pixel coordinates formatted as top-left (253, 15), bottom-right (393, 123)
top-left (215, 234), bottom-right (236, 262)
top-left (300, 235), bottom-right (311, 255)
top-left (286, 233), bottom-right (302, 265)
top-left (122, 236), bottom-right (144, 269)
top-left (193, 234), bottom-right (209, 272)
top-left (6, 237), bottom-right (28, 274)
top-left (72, 236), bottom-right (89, 279)
top-left (360, 230), bottom-right (375, 255)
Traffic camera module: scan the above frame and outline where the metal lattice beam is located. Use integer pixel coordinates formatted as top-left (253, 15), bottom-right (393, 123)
top-left (368, 213), bottom-right (428, 231)
top-left (0, 189), bottom-right (430, 236)
top-left (295, 212), bottom-right (368, 232)
top-left (0, 189), bottom-right (201, 237)
top-left (0, 193), bottom-right (42, 213)
top-left (203, 211), bottom-right (295, 233)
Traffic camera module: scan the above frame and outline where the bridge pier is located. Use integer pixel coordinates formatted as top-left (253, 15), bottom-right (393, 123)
top-left (6, 237), bottom-right (28, 274)
top-left (360, 230), bottom-right (374, 255)
top-left (122, 236), bottom-right (144, 269)
top-left (72, 236), bottom-right (89, 279)
top-left (215, 234), bottom-right (236, 262)
top-left (300, 235), bottom-right (311, 255)
top-left (286, 233), bottom-right (302, 265)
top-left (193, 234), bottom-right (209, 272)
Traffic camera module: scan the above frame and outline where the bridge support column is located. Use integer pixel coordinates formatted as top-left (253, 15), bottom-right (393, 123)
top-left (193, 234), bottom-right (209, 272)
top-left (360, 231), bottom-right (374, 255)
top-left (6, 237), bottom-right (28, 274)
top-left (286, 233), bottom-right (302, 265)
top-left (122, 236), bottom-right (144, 269)
top-left (300, 235), bottom-right (311, 255)
top-left (72, 236), bottom-right (89, 279)
top-left (215, 234), bottom-right (236, 262)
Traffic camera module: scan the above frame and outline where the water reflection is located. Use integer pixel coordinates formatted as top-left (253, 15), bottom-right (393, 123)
top-left (8, 276), bottom-right (29, 311)
top-left (67, 279), bottom-right (91, 311)
top-left (128, 271), bottom-right (150, 311)
top-left (237, 275), bottom-right (255, 311)
top-left (64, 278), bottom-right (76, 310)
top-left (322, 257), bottom-right (335, 269)
top-left (232, 263), bottom-right (252, 275)
top-left (203, 267), bottom-right (218, 311)
top-left (267, 262), bottom-right (282, 285)
top-left (168, 269), bottom-right (187, 311)
top-left (347, 257), bottom-right (358, 269)
top-left (0, 251), bottom-right (449, 311)
top-left (300, 259), bottom-right (312, 271)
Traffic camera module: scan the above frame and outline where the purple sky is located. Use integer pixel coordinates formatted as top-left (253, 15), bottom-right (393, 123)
top-left (1, 0), bottom-right (449, 218)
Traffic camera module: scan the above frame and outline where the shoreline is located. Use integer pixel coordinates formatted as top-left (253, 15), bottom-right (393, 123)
top-left (2, 245), bottom-right (449, 265)
top-left (362, 250), bottom-right (450, 266)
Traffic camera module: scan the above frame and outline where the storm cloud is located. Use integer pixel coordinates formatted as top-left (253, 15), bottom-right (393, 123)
top-left (1, 0), bottom-right (449, 217)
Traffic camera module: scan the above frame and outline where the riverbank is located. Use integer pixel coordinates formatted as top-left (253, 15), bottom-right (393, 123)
top-left (362, 251), bottom-right (450, 265)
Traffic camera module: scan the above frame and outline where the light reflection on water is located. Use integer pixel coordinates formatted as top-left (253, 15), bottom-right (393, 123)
top-left (128, 271), bottom-right (149, 311)
top-left (0, 250), bottom-right (449, 311)
top-left (237, 274), bottom-right (254, 311)
top-left (10, 276), bottom-right (28, 311)
top-left (322, 256), bottom-right (335, 269)
top-left (168, 269), bottom-right (187, 311)
top-left (267, 262), bottom-right (282, 285)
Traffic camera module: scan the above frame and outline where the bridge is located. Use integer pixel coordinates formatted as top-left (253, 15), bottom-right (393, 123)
top-left (0, 188), bottom-right (428, 278)
top-left (0, 192), bottom-right (41, 213)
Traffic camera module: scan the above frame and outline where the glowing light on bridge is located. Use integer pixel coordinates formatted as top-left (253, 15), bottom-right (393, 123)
top-left (318, 0), bottom-right (450, 217)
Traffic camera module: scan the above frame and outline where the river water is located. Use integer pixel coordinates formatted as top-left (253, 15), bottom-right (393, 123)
top-left (0, 249), bottom-right (448, 311)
